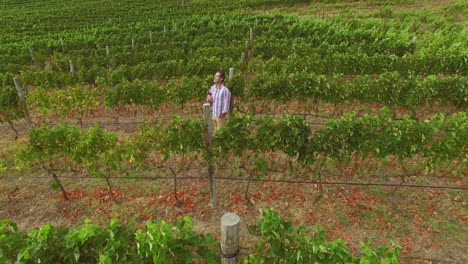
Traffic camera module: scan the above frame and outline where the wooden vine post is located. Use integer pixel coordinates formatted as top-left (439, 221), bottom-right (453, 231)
top-left (203, 103), bottom-right (217, 207)
top-left (228, 67), bottom-right (234, 82)
top-left (106, 45), bottom-right (112, 67)
top-left (249, 27), bottom-right (254, 57)
top-left (60, 37), bottom-right (65, 52)
top-left (228, 67), bottom-right (234, 114)
top-left (13, 77), bottom-right (32, 127)
top-left (241, 52), bottom-right (246, 67)
top-left (221, 212), bottom-right (240, 264)
top-left (69, 59), bottom-right (75, 73)
top-left (28, 46), bottom-right (37, 67)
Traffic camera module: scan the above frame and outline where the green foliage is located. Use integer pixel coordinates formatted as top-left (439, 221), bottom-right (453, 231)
top-left (276, 115), bottom-right (311, 160)
top-left (0, 220), bottom-right (27, 264)
top-left (214, 112), bottom-right (255, 155)
top-left (103, 79), bottom-right (164, 109)
top-left (250, 69), bottom-right (468, 108)
top-left (73, 123), bottom-right (120, 177)
top-left (310, 108), bottom-right (466, 170)
top-left (165, 76), bottom-right (205, 105)
top-left (424, 112), bottom-right (467, 170)
top-left (14, 107), bottom-right (466, 179)
top-left (375, 7), bottom-right (395, 18)
top-left (244, 209), bottom-right (400, 263)
top-left (1, 212), bottom-right (400, 264)
top-left (255, 115), bottom-right (281, 152)
top-left (213, 110), bottom-right (466, 173)
top-left (0, 85), bottom-right (24, 125)
top-left (135, 216), bottom-right (219, 263)
top-left (161, 116), bottom-right (205, 158)
top-left (15, 123), bottom-right (122, 177)
top-left (27, 85), bottom-right (100, 123)
top-left (0, 0), bottom-right (465, 125)
top-left (17, 224), bottom-right (68, 264)
top-left (225, 74), bottom-right (246, 98)
top-left (16, 123), bottom-right (82, 169)
top-left (443, 1), bottom-right (468, 17)
top-left (63, 219), bottom-right (134, 263)
top-left (1, 218), bottom-right (219, 264)
top-left (124, 120), bottom-right (165, 169)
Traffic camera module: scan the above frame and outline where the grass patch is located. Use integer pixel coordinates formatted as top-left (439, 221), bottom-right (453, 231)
top-left (445, 221), bottom-right (468, 241)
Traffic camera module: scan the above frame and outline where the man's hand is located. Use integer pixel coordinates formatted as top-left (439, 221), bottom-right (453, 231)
top-left (206, 94), bottom-right (213, 104)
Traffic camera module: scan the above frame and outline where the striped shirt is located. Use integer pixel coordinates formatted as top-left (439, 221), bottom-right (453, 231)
top-left (209, 84), bottom-right (231, 118)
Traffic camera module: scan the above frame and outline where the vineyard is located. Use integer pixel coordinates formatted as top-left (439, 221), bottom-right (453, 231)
top-left (0, 0), bottom-right (467, 263)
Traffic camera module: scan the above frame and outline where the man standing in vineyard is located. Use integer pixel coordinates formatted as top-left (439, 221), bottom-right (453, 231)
top-left (206, 71), bottom-right (231, 132)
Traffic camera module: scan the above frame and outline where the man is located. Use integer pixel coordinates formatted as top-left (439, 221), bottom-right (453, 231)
top-left (206, 71), bottom-right (231, 132)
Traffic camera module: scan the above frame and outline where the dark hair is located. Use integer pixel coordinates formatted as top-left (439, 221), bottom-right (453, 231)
top-left (217, 71), bottom-right (226, 82)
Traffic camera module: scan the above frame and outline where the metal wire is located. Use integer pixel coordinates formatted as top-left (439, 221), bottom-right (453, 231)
top-left (1, 174), bottom-right (465, 190)
top-left (215, 176), bottom-right (468, 190)
top-left (1, 117), bottom-right (324, 130)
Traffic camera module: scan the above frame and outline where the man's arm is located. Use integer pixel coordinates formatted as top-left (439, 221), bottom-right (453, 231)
top-left (206, 86), bottom-right (214, 104)
top-left (206, 94), bottom-right (213, 103)
top-left (220, 89), bottom-right (231, 118)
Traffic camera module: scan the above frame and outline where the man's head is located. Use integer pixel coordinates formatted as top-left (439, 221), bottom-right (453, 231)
top-left (214, 71), bottom-right (225, 84)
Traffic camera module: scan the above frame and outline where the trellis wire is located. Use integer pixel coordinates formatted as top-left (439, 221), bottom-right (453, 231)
top-left (1, 175), bottom-right (466, 190)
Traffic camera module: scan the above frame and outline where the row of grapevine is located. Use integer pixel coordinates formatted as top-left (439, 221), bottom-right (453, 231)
top-left (3, 16), bottom-right (465, 76)
top-left (1, 2), bottom-right (465, 77)
top-left (250, 68), bottom-right (467, 108)
top-left (13, 109), bottom-right (466, 202)
top-left (8, 71), bottom-right (464, 129)
top-left (0, 209), bottom-right (400, 264)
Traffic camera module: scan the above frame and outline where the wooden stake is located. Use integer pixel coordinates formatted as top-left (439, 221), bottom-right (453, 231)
top-left (106, 46), bottom-right (111, 67)
top-left (221, 213), bottom-right (240, 264)
top-left (28, 46), bottom-right (37, 67)
top-left (132, 38), bottom-right (135, 51)
top-left (13, 77), bottom-right (32, 126)
top-left (69, 59), bottom-right (75, 73)
top-left (228, 68), bottom-right (235, 114)
top-left (149, 31), bottom-right (153, 43)
top-left (229, 67), bottom-right (234, 82)
top-left (203, 103), bottom-right (216, 207)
